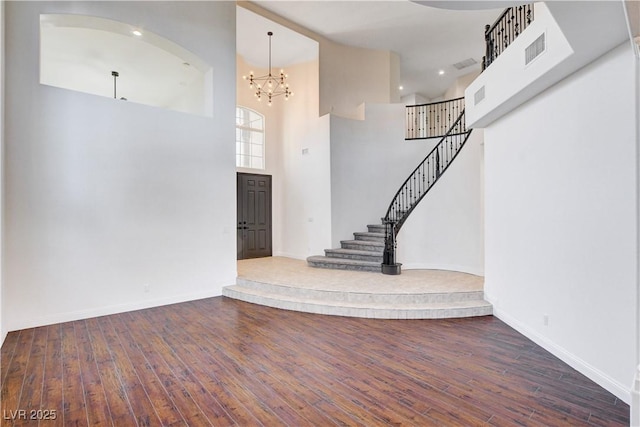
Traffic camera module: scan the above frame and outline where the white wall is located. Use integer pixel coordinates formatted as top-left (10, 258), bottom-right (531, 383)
top-left (321, 43), bottom-right (400, 119)
top-left (444, 70), bottom-right (480, 100)
top-left (279, 60), bottom-right (332, 259)
top-left (0, 0), bottom-right (5, 345)
top-left (328, 103), bottom-right (484, 274)
top-left (484, 43), bottom-right (637, 403)
top-left (399, 129), bottom-right (484, 275)
top-left (467, 2), bottom-right (629, 129)
top-left (329, 104), bottom-right (418, 244)
top-left (401, 93), bottom-right (428, 106)
top-left (4, 1), bottom-right (237, 332)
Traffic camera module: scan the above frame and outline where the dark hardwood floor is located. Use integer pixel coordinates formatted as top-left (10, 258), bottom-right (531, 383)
top-left (1, 297), bottom-right (630, 426)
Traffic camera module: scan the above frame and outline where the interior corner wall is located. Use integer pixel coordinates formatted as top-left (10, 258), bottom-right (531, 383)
top-left (444, 70), bottom-right (481, 100)
top-left (484, 43), bottom-right (637, 402)
top-left (4, 1), bottom-right (237, 332)
top-left (320, 42), bottom-right (400, 119)
top-left (278, 59), bottom-right (332, 259)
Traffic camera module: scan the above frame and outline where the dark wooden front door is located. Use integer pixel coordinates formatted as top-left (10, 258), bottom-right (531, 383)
top-left (237, 173), bottom-right (272, 260)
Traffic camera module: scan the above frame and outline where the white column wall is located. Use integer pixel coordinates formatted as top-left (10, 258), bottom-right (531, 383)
top-left (279, 60), bottom-right (332, 259)
top-left (0, 0), bottom-right (5, 344)
top-left (4, 1), bottom-right (237, 332)
top-left (484, 43), bottom-right (637, 402)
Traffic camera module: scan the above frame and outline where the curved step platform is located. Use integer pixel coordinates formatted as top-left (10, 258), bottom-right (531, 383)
top-left (223, 257), bottom-right (492, 320)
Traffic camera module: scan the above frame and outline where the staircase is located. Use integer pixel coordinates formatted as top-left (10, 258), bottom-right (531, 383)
top-left (307, 224), bottom-right (385, 272)
top-left (308, 101), bottom-right (472, 274)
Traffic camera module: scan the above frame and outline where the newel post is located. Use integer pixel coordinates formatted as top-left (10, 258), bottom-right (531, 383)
top-left (381, 219), bottom-right (402, 275)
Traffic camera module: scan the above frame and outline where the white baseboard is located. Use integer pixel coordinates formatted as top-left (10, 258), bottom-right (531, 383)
top-left (490, 302), bottom-right (632, 405)
top-left (401, 262), bottom-right (484, 277)
top-left (7, 288), bottom-right (226, 332)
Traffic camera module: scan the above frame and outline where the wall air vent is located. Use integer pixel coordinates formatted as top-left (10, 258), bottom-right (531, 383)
top-left (474, 86), bottom-right (485, 105)
top-left (525, 33), bottom-right (546, 66)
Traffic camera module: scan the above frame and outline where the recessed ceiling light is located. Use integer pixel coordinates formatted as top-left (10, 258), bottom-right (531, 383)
top-left (399, 85), bottom-right (403, 91)
top-left (438, 70), bottom-right (445, 75)
top-left (132, 30), bottom-right (143, 37)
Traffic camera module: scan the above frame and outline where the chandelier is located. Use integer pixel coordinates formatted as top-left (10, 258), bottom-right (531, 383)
top-left (243, 31), bottom-right (293, 106)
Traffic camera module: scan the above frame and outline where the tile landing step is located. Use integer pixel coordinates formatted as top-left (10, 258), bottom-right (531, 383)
top-left (222, 282), bottom-right (493, 319)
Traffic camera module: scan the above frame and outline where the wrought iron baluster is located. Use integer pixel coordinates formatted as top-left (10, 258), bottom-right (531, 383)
top-left (483, 4), bottom-right (535, 71)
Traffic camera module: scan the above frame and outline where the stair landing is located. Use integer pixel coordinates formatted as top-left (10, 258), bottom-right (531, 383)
top-left (223, 257), bottom-right (492, 319)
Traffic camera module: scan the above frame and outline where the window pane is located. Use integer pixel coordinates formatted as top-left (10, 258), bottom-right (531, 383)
top-left (236, 106), bottom-right (265, 170)
top-left (251, 131), bottom-right (263, 145)
top-left (249, 110), bottom-right (263, 130)
top-left (252, 144), bottom-right (263, 158)
top-left (251, 156), bottom-right (263, 169)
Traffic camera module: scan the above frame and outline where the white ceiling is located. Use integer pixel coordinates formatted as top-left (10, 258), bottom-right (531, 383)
top-left (238, 1), bottom-right (504, 100)
top-left (237, 6), bottom-right (319, 71)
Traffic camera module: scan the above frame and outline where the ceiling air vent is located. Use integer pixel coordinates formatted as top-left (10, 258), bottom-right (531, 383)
top-left (453, 58), bottom-right (477, 70)
top-left (474, 86), bottom-right (485, 105)
top-left (525, 33), bottom-right (546, 66)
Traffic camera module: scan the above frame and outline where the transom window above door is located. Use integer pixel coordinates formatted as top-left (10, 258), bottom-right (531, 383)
top-left (235, 106), bottom-right (265, 170)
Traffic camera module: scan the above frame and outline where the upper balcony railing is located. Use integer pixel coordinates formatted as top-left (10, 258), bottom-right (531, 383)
top-left (405, 97), bottom-right (465, 140)
top-left (482, 4), bottom-right (535, 70)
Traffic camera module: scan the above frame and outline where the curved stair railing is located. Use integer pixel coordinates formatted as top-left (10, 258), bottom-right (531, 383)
top-left (381, 107), bottom-right (472, 275)
top-left (405, 97), bottom-right (465, 140)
